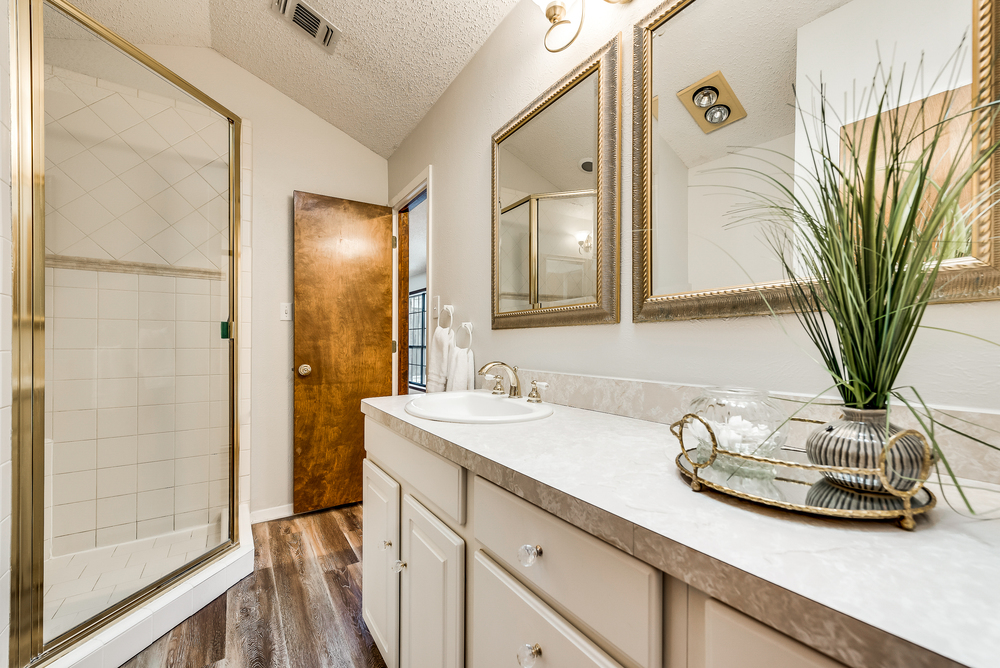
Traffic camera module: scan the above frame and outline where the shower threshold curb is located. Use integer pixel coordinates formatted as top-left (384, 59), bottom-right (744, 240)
top-left (45, 503), bottom-right (254, 668)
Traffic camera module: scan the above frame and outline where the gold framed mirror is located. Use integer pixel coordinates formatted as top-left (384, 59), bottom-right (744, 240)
top-left (492, 35), bottom-right (620, 329)
top-left (632, 0), bottom-right (1000, 322)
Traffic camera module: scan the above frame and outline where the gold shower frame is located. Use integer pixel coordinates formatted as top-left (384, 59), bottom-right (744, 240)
top-left (492, 34), bottom-right (621, 329)
top-left (632, 0), bottom-right (1000, 322)
top-left (9, 0), bottom-right (242, 664)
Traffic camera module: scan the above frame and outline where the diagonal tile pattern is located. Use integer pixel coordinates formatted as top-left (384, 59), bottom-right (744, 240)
top-left (44, 521), bottom-right (222, 640)
top-left (44, 65), bottom-right (230, 270)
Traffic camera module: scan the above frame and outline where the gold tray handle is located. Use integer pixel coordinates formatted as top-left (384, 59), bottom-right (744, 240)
top-left (671, 413), bottom-right (717, 492)
top-left (877, 429), bottom-right (933, 531)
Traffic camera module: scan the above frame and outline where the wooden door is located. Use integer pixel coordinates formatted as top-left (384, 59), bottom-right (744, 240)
top-left (397, 209), bottom-right (409, 395)
top-left (293, 191), bottom-right (392, 513)
top-left (362, 459), bottom-right (401, 668)
top-left (400, 495), bottom-right (464, 668)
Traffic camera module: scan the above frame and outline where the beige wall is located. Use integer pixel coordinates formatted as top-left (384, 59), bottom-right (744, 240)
top-left (388, 0), bottom-right (1000, 414)
top-left (140, 46), bottom-right (388, 519)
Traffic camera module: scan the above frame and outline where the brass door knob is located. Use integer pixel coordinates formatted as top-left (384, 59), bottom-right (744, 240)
top-left (297, 364), bottom-right (312, 377)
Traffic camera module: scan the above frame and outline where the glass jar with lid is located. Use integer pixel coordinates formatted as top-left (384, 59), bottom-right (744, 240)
top-left (686, 387), bottom-right (787, 478)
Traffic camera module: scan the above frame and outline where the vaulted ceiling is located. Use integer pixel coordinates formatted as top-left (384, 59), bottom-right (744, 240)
top-left (67, 0), bottom-right (520, 158)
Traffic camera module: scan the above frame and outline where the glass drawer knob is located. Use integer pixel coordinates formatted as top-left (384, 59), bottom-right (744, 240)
top-left (517, 544), bottom-right (542, 567)
top-left (517, 643), bottom-right (542, 667)
top-left (381, 540), bottom-right (392, 550)
top-left (391, 560), bottom-right (406, 573)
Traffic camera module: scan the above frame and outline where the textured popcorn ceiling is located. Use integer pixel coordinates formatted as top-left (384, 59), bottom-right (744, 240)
top-left (68, 0), bottom-right (520, 158)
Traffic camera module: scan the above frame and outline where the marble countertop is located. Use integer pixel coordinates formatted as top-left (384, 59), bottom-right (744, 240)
top-left (362, 394), bottom-right (999, 668)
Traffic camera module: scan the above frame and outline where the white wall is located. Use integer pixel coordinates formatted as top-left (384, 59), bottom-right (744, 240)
top-left (140, 46), bottom-right (388, 518)
top-left (795, 0), bottom-right (971, 202)
top-left (686, 134), bottom-right (791, 291)
top-left (650, 124), bottom-right (689, 294)
top-left (388, 0), bottom-right (1000, 412)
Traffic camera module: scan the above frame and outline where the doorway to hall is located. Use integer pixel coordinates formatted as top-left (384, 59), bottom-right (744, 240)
top-left (397, 190), bottom-right (428, 395)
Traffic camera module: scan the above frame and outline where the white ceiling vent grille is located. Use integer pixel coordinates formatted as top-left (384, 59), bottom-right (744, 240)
top-left (271, 0), bottom-right (342, 54)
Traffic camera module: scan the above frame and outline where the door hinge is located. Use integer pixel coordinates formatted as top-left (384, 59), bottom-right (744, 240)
top-left (392, 236), bottom-right (397, 249)
top-left (392, 340), bottom-right (397, 353)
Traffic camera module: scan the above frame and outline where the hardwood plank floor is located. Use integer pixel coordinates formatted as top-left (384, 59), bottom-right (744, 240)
top-left (123, 504), bottom-right (386, 668)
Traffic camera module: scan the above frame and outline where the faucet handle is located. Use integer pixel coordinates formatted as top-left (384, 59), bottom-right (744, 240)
top-left (484, 374), bottom-right (506, 395)
top-left (526, 380), bottom-right (548, 404)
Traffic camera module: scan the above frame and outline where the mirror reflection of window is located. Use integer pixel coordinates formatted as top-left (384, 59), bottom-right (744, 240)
top-left (648, 0), bottom-right (973, 298)
top-left (497, 70), bottom-right (598, 312)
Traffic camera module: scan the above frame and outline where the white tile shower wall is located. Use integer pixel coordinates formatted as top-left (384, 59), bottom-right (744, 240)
top-left (45, 270), bottom-right (229, 556)
top-left (43, 115), bottom-right (252, 560)
top-left (1, 0), bottom-right (13, 659)
top-left (44, 66), bottom-right (230, 271)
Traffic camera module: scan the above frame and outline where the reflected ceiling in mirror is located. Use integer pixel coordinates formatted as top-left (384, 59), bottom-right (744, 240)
top-left (632, 0), bottom-right (998, 321)
top-left (492, 35), bottom-right (620, 329)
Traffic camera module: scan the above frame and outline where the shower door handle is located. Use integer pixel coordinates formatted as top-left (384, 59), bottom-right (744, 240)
top-left (297, 364), bottom-right (312, 377)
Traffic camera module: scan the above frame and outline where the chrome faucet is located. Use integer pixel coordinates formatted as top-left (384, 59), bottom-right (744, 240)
top-left (478, 361), bottom-right (522, 398)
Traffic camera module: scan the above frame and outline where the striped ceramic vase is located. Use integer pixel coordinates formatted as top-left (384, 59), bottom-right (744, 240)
top-left (805, 408), bottom-right (925, 493)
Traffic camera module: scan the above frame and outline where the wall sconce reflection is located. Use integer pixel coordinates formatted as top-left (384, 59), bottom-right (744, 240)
top-left (576, 231), bottom-right (593, 255)
top-left (532, 0), bottom-right (631, 53)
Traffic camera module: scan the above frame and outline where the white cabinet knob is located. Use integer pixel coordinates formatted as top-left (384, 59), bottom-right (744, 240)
top-left (517, 544), bottom-right (542, 567)
top-left (517, 643), bottom-right (542, 667)
top-left (392, 560), bottom-right (407, 573)
top-left (381, 540), bottom-right (392, 550)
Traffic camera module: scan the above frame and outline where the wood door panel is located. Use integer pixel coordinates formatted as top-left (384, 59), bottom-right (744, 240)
top-left (294, 191), bottom-right (393, 513)
top-left (397, 210), bottom-right (409, 395)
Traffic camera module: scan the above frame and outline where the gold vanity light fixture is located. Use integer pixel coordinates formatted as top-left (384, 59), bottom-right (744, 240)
top-left (576, 231), bottom-right (594, 254)
top-left (532, 0), bottom-right (632, 53)
top-left (676, 70), bottom-right (747, 133)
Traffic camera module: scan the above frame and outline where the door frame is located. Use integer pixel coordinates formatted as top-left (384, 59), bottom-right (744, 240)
top-left (390, 166), bottom-right (433, 396)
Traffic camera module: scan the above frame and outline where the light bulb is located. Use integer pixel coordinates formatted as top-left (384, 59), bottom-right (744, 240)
top-left (705, 104), bottom-right (731, 125)
top-left (692, 86), bottom-right (718, 108)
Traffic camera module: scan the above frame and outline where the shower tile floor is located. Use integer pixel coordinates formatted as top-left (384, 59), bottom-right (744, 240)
top-left (43, 523), bottom-right (223, 640)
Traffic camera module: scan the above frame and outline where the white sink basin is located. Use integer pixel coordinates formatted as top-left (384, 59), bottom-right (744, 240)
top-left (404, 391), bottom-right (554, 424)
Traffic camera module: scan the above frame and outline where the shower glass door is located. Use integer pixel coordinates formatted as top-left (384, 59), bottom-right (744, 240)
top-left (34, 0), bottom-right (239, 647)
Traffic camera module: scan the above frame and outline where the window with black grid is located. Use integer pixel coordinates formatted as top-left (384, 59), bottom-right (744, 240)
top-left (408, 289), bottom-right (427, 389)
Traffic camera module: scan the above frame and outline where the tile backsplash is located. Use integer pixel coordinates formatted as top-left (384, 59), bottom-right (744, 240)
top-left (517, 369), bottom-right (1000, 486)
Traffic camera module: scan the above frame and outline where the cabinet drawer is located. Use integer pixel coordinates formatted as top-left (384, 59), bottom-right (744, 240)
top-left (365, 418), bottom-right (466, 524)
top-left (474, 477), bottom-right (660, 668)
top-left (689, 590), bottom-right (845, 668)
top-left (473, 551), bottom-right (623, 668)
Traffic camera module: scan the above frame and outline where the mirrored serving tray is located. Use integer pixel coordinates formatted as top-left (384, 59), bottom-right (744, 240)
top-left (676, 447), bottom-right (935, 522)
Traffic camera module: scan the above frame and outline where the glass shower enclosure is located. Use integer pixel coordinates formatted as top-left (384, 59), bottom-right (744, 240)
top-left (10, 0), bottom-right (241, 662)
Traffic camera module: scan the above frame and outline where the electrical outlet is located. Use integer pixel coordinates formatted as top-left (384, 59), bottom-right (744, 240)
top-left (280, 303), bottom-right (292, 321)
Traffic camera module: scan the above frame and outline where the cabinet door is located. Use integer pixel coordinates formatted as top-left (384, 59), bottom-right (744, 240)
top-left (688, 589), bottom-right (845, 668)
top-left (400, 494), bottom-right (465, 668)
top-left (362, 459), bottom-right (401, 668)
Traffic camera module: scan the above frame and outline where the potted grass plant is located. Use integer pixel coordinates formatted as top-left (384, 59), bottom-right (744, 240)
top-left (742, 64), bottom-right (1000, 500)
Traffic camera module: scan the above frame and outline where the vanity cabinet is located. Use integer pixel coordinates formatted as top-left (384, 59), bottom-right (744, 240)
top-left (363, 415), bottom-right (846, 668)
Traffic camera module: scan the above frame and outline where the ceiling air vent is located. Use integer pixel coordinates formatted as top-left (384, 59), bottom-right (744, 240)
top-left (271, 0), bottom-right (342, 54)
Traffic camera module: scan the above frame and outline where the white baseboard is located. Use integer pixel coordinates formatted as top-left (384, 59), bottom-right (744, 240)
top-left (250, 503), bottom-right (296, 524)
